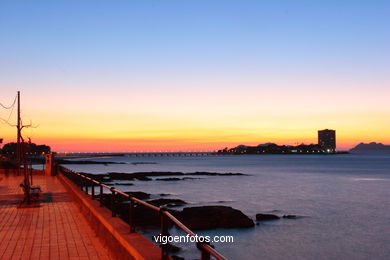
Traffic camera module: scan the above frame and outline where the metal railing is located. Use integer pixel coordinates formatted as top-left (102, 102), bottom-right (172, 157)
top-left (60, 166), bottom-right (227, 260)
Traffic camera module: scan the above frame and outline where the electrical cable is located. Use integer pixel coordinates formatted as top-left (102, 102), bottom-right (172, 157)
top-left (0, 95), bottom-right (17, 109)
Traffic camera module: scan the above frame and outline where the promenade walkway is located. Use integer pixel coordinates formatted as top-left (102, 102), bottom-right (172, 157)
top-left (0, 173), bottom-right (116, 260)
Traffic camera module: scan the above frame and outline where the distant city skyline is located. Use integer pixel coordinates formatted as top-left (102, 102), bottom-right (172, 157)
top-left (1, 1), bottom-right (389, 152)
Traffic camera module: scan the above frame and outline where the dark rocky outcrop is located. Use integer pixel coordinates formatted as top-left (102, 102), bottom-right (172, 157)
top-left (175, 206), bottom-right (254, 230)
top-left (155, 177), bottom-right (199, 181)
top-left (171, 256), bottom-right (185, 260)
top-left (87, 190), bottom-right (255, 230)
top-left (124, 191), bottom-right (151, 200)
top-left (98, 193), bottom-right (166, 227)
top-left (147, 198), bottom-right (187, 207)
top-left (130, 162), bottom-right (158, 165)
top-left (83, 171), bottom-right (247, 182)
top-left (256, 213), bottom-right (280, 221)
top-left (80, 173), bottom-right (107, 182)
top-left (155, 177), bottom-right (182, 181)
top-left (282, 215), bottom-right (297, 219)
top-left (189, 172), bottom-right (245, 176)
top-left (109, 172), bottom-right (153, 181)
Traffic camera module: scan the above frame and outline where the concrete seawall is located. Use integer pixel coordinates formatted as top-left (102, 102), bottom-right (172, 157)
top-left (58, 171), bottom-right (163, 260)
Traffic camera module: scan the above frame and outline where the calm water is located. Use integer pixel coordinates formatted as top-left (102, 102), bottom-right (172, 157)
top-left (66, 154), bottom-right (390, 260)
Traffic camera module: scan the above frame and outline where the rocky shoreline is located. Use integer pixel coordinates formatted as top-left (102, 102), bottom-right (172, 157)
top-left (66, 170), bottom-right (300, 259)
top-left (99, 192), bottom-right (255, 230)
top-left (99, 190), bottom-right (299, 231)
top-left (69, 170), bottom-right (299, 230)
top-left (82, 171), bottom-right (247, 182)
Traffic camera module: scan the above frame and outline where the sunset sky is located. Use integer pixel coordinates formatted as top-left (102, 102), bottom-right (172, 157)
top-left (1, 0), bottom-right (389, 152)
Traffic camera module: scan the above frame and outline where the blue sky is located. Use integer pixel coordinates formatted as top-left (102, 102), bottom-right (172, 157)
top-left (0, 1), bottom-right (389, 151)
top-left (1, 0), bottom-right (389, 90)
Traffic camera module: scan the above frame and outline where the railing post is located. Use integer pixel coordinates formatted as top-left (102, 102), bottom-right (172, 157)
top-left (129, 199), bottom-right (135, 233)
top-left (91, 180), bottom-right (95, 200)
top-left (99, 184), bottom-right (103, 207)
top-left (56, 167), bottom-right (226, 260)
top-left (197, 242), bottom-right (211, 260)
top-left (160, 208), bottom-right (169, 259)
top-left (111, 188), bottom-right (116, 217)
top-left (201, 247), bottom-right (211, 260)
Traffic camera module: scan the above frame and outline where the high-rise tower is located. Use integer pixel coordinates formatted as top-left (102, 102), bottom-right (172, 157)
top-left (318, 129), bottom-right (336, 152)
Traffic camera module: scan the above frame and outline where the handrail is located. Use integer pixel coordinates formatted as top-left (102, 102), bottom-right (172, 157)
top-left (59, 166), bottom-right (227, 260)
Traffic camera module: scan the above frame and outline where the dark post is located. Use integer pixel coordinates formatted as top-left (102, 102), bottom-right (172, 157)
top-left (129, 199), bottom-right (135, 233)
top-left (197, 242), bottom-right (211, 260)
top-left (91, 180), bottom-right (95, 200)
top-left (100, 185), bottom-right (103, 207)
top-left (111, 188), bottom-right (116, 217)
top-left (160, 208), bottom-right (169, 259)
top-left (201, 248), bottom-right (211, 260)
top-left (85, 178), bottom-right (88, 194)
top-left (80, 177), bottom-right (84, 191)
top-left (16, 91), bottom-right (21, 176)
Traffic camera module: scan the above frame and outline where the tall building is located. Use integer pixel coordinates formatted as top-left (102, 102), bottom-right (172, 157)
top-left (318, 129), bottom-right (336, 152)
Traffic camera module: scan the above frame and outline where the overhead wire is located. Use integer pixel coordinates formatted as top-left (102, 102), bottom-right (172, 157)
top-left (6, 99), bottom-right (16, 122)
top-left (1, 94), bottom-right (39, 141)
top-left (0, 117), bottom-right (17, 127)
top-left (0, 95), bottom-right (17, 127)
top-left (0, 95), bottom-right (17, 109)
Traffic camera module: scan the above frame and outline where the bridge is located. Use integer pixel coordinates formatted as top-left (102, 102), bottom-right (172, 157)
top-left (126, 152), bottom-right (214, 157)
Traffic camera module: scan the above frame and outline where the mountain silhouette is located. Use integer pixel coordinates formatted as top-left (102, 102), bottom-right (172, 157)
top-left (350, 142), bottom-right (390, 153)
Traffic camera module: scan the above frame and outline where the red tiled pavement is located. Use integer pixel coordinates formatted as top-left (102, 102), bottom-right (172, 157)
top-left (0, 173), bottom-right (116, 260)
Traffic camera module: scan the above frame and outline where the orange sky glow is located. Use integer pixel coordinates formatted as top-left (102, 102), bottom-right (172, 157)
top-left (1, 1), bottom-right (389, 152)
top-left (1, 86), bottom-right (389, 152)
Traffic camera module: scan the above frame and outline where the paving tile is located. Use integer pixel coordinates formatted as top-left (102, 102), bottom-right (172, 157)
top-left (0, 174), bottom-right (115, 259)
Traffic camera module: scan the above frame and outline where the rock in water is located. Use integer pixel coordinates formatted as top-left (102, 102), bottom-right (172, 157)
top-left (282, 215), bottom-right (297, 219)
top-left (256, 213), bottom-right (280, 221)
top-left (176, 206), bottom-right (254, 230)
top-left (124, 191), bottom-right (150, 200)
top-left (171, 256), bottom-right (185, 260)
top-left (147, 198), bottom-right (187, 207)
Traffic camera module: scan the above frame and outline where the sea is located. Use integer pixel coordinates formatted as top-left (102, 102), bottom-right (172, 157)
top-left (55, 153), bottom-right (390, 260)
